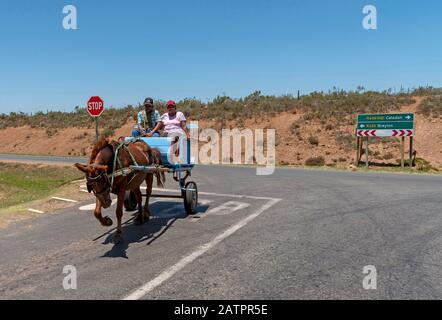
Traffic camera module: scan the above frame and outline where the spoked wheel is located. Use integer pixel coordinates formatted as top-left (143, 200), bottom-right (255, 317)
top-left (183, 181), bottom-right (198, 215)
top-left (124, 190), bottom-right (137, 212)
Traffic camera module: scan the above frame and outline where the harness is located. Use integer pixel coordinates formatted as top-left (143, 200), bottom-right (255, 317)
top-left (110, 138), bottom-right (140, 188)
top-left (87, 138), bottom-right (161, 196)
top-left (86, 172), bottom-right (111, 197)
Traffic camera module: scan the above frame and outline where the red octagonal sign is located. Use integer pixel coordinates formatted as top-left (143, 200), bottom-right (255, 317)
top-left (87, 96), bottom-right (105, 117)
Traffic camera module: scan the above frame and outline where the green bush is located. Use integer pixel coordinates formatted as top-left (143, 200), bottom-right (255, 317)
top-left (305, 156), bottom-right (325, 166)
top-left (417, 95), bottom-right (442, 118)
top-left (308, 136), bottom-right (319, 146)
top-left (335, 132), bottom-right (354, 151)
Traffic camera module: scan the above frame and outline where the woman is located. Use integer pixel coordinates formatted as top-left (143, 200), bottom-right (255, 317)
top-left (147, 100), bottom-right (189, 139)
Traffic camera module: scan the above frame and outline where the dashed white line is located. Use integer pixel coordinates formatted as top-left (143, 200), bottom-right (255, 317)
top-left (79, 199), bottom-right (118, 211)
top-left (51, 197), bottom-right (78, 203)
top-left (28, 208), bottom-right (44, 214)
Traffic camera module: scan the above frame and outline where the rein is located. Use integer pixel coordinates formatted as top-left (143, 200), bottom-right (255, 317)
top-left (110, 138), bottom-right (141, 188)
top-left (86, 172), bottom-right (111, 197)
top-left (88, 138), bottom-right (160, 195)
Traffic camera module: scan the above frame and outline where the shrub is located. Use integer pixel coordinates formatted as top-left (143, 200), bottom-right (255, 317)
top-left (335, 132), bottom-right (354, 151)
top-left (383, 152), bottom-right (394, 160)
top-left (102, 128), bottom-right (115, 138)
top-left (305, 156), bottom-right (325, 166)
top-left (308, 136), bottom-right (319, 146)
top-left (417, 95), bottom-right (442, 118)
top-left (415, 158), bottom-right (439, 172)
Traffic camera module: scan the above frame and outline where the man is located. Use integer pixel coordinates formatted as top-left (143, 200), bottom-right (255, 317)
top-left (132, 97), bottom-right (161, 137)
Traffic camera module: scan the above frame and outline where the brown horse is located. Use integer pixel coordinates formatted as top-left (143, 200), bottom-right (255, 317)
top-left (75, 138), bottom-right (165, 244)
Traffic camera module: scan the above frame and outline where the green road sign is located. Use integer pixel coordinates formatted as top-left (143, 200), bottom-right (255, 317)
top-left (357, 113), bottom-right (415, 130)
top-left (357, 122), bottom-right (414, 130)
top-left (357, 113), bottom-right (414, 123)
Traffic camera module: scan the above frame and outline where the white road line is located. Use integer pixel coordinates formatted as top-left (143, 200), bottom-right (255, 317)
top-left (80, 189), bottom-right (89, 193)
top-left (151, 188), bottom-right (278, 201)
top-left (191, 201), bottom-right (250, 223)
top-left (79, 199), bottom-right (118, 211)
top-left (122, 197), bottom-right (281, 300)
top-left (28, 208), bottom-right (44, 214)
top-left (51, 197), bottom-right (78, 203)
top-left (79, 199), bottom-right (160, 212)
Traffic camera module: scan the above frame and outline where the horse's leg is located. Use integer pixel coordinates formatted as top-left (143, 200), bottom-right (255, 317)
top-left (114, 189), bottom-right (126, 244)
top-left (94, 198), bottom-right (113, 227)
top-left (143, 173), bottom-right (153, 221)
top-left (133, 187), bottom-right (144, 224)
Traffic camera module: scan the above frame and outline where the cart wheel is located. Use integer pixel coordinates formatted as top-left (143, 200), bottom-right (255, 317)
top-left (184, 181), bottom-right (198, 215)
top-left (124, 191), bottom-right (137, 212)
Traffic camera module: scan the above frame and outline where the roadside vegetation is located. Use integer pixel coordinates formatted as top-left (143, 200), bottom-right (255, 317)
top-left (1, 87), bottom-right (437, 130)
top-left (417, 95), bottom-right (442, 118)
top-left (0, 163), bottom-right (82, 210)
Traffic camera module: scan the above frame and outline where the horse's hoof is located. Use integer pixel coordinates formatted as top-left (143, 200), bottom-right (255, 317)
top-left (103, 216), bottom-right (113, 227)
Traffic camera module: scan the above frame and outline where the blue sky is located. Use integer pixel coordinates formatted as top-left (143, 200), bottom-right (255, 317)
top-left (0, 0), bottom-right (441, 113)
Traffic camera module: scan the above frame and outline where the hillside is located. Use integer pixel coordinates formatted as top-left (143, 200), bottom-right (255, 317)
top-left (1, 89), bottom-right (442, 171)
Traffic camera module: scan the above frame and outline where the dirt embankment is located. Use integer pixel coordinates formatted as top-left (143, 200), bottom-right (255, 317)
top-left (0, 97), bottom-right (441, 169)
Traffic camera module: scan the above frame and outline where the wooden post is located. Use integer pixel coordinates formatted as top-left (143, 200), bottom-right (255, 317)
top-left (400, 136), bottom-right (405, 168)
top-left (409, 137), bottom-right (413, 168)
top-left (355, 136), bottom-right (360, 166)
top-left (365, 137), bottom-right (369, 167)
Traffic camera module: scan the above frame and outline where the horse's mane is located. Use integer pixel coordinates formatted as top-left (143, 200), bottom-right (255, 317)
top-left (89, 138), bottom-right (112, 164)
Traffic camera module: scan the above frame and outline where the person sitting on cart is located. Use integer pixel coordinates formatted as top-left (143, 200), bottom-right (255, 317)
top-left (132, 97), bottom-right (161, 137)
top-left (162, 100), bottom-right (189, 138)
top-left (148, 100), bottom-right (190, 164)
top-left (148, 100), bottom-right (190, 139)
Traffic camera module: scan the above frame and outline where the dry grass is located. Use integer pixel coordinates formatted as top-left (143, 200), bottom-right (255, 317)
top-left (0, 89), bottom-right (427, 130)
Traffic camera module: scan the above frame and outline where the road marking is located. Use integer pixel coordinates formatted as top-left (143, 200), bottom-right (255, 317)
top-left (190, 200), bottom-right (248, 222)
top-left (28, 208), bottom-right (44, 214)
top-left (151, 187), bottom-right (278, 201)
top-left (51, 197), bottom-right (78, 203)
top-left (122, 197), bottom-right (281, 300)
top-left (206, 201), bottom-right (250, 216)
top-left (80, 189), bottom-right (89, 193)
top-left (79, 199), bottom-right (117, 211)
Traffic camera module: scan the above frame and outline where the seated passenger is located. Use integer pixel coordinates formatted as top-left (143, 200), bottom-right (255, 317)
top-left (149, 100), bottom-right (190, 139)
top-left (132, 97), bottom-right (161, 137)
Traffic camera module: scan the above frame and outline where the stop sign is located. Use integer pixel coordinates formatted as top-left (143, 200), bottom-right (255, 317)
top-left (87, 96), bottom-right (105, 117)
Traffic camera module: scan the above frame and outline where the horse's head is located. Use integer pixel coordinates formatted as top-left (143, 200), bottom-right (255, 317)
top-left (75, 163), bottom-right (113, 208)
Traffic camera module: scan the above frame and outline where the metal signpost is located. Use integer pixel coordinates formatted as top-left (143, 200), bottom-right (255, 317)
top-left (355, 113), bottom-right (415, 168)
top-left (87, 96), bottom-right (105, 142)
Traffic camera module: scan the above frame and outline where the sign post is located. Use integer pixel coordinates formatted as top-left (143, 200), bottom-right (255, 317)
top-left (87, 96), bottom-right (105, 142)
top-left (355, 113), bottom-right (415, 168)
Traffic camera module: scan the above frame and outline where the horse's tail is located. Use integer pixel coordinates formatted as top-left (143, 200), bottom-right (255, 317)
top-left (152, 148), bottom-right (166, 188)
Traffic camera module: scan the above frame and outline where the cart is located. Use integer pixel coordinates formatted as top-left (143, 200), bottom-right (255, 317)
top-left (122, 136), bottom-right (198, 215)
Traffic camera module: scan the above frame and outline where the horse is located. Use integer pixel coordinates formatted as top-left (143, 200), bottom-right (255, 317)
top-left (74, 138), bottom-right (165, 244)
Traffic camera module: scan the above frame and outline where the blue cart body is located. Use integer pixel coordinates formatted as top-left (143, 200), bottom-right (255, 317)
top-left (122, 135), bottom-right (198, 214)
top-left (125, 136), bottom-right (194, 171)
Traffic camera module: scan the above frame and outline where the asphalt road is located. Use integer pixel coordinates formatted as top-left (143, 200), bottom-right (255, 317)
top-left (1, 161), bottom-right (442, 299)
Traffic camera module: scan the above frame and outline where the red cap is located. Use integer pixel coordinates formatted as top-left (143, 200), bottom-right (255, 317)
top-left (166, 100), bottom-right (176, 107)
